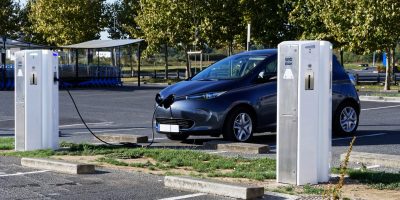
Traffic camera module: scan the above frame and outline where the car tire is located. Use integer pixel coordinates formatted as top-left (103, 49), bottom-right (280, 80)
top-left (333, 101), bottom-right (359, 135)
top-left (166, 133), bottom-right (189, 141)
top-left (223, 107), bottom-right (254, 142)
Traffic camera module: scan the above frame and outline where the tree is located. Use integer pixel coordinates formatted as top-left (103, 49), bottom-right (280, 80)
top-left (290, 0), bottom-right (400, 90)
top-left (0, 0), bottom-right (20, 39)
top-left (105, 0), bottom-right (141, 39)
top-left (241, 0), bottom-right (298, 48)
top-left (29, 0), bottom-right (107, 46)
top-left (199, 0), bottom-right (244, 55)
top-left (136, 0), bottom-right (199, 78)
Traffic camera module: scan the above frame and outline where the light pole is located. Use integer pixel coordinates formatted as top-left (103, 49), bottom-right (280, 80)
top-left (247, 24), bottom-right (251, 51)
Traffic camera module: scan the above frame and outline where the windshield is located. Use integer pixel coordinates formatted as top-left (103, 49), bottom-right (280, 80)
top-left (191, 54), bottom-right (270, 81)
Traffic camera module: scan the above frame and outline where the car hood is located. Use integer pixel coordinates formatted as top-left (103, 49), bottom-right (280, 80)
top-left (159, 80), bottom-right (237, 98)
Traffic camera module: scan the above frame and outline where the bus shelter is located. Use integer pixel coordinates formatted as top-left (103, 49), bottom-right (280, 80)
top-left (60, 39), bottom-right (144, 87)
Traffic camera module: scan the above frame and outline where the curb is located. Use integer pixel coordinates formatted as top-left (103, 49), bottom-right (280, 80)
top-left (21, 158), bottom-right (96, 174)
top-left (164, 176), bottom-right (264, 199)
top-left (203, 141), bottom-right (270, 154)
top-left (359, 96), bottom-right (400, 102)
top-left (98, 134), bottom-right (148, 144)
top-left (340, 151), bottom-right (400, 169)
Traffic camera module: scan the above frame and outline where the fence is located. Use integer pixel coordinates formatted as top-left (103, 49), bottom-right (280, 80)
top-left (354, 73), bottom-right (400, 85)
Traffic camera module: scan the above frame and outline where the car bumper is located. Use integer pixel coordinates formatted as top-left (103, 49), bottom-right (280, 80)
top-left (154, 98), bottom-right (229, 135)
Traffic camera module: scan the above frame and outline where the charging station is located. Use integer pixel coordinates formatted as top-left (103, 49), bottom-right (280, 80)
top-left (15, 50), bottom-right (59, 151)
top-left (277, 41), bottom-right (332, 185)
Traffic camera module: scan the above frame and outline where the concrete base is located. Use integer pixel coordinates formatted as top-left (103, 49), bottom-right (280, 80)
top-left (21, 158), bottom-right (95, 174)
top-left (98, 134), bottom-right (148, 144)
top-left (204, 141), bottom-right (269, 154)
top-left (164, 176), bottom-right (264, 199)
top-left (341, 151), bottom-right (400, 168)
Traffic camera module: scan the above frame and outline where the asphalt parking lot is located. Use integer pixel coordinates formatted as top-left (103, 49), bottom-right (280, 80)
top-left (0, 157), bottom-right (231, 200)
top-left (1, 85), bottom-right (400, 199)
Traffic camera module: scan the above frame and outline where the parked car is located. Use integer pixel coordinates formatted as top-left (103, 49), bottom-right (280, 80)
top-left (155, 49), bottom-right (360, 142)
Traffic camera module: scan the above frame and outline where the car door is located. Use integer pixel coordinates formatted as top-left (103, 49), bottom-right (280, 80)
top-left (250, 56), bottom-right (278, 130)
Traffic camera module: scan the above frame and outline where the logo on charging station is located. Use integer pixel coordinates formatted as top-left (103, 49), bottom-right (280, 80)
top-left (283, 57), bottom-right (294, 80)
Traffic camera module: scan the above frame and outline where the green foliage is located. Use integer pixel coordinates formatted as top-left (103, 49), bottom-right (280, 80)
top-left (349, 170), bottom-right (400, 190)
top-left (29, 0), bottom-right (107, 46)
top-left (0, 0), bottom-right (20, 38)
top-left (241, 0), bottom-right (298, 47)
top-left (303, 184), bottom-right (324, 195)
top-left (0, 137), bottom-right (14, 150)
top-left (105, 0), bottom-right (142, 39)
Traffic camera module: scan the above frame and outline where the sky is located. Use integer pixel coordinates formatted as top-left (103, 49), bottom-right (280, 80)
top-left (18, 0), bottom-right (116, 40)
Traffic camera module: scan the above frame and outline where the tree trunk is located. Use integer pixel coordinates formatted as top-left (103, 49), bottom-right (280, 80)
top-left (340, 49), bottom-right (344, 67)
top-left (228, 41), bottom-right (233, 56)
top-left (164, 44), bottom-right (168, 80)
top-left (185, 47), bottom-right (191, 79)
top-left (384, 48), bottom-right (392, 91)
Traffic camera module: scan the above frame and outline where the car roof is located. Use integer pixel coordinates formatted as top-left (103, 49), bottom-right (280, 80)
top-left (237, 49), bottom-right (277, 56)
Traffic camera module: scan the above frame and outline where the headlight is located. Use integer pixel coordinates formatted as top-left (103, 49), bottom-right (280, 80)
top-left (186, 91), bottom-right (226, 100)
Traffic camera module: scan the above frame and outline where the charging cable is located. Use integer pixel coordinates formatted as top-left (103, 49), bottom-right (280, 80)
top-left (58, 78), bottom-right (155, 147)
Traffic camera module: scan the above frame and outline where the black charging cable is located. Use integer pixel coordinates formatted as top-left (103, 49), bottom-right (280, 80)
top-left (57, 78), bottom-right (155, 148)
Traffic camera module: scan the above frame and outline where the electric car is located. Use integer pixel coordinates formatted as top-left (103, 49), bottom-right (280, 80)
top-left (155, 49), bottom-right (360, 142)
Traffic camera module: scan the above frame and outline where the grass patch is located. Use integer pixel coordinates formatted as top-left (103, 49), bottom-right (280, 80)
top-left (303, 184), bottom-right (324, 195)
top-left (0, 137), bottom-right (14, 150)
top-left (349, 170), bottom-right (400, 190)
top-left (272, 185), bottom-right (296, 195)
top-left (1, 142), bottom-right (276, 181)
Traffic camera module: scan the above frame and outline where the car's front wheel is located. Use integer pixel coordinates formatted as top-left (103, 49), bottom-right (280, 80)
top-left (334, 101), bottom-right (359, 135)
top-left (223, 107), bottom-right (254, 142)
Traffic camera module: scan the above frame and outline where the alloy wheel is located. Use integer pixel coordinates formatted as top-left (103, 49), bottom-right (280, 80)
top-left (233, 113), bottom-right (253, 141)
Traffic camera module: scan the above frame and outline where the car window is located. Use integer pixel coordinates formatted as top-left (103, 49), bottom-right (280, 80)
top-left (191, 54), bottom-right (270, 80)
top-left (255, 57), bottom-right (277, 83)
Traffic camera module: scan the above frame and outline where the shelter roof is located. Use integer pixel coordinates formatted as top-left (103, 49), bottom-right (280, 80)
top-left (61, 39), bottom-right (144, 49)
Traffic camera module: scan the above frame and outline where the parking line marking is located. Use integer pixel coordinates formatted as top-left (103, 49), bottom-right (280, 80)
top-left (332, 133), bottom-right (387, 141)
top-left (0, 170), bottom-right (50, 177)
top-left (59, 122), bottom-right (114, 128)
top-left (362, 105), bottom-right (400, 111)
top-left (158, 193), bottom-right (206, 200)
top-left (0, 119), bottom-right (13, 122)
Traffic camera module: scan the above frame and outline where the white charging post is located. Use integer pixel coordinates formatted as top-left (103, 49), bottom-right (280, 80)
top-left (15, 50), bottom-right (59, 151)
top-left (277, 41), bottom-right (332, 185)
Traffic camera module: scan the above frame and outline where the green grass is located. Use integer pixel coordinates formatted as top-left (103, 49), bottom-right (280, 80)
top-left (303, 184), bottom-right (324, 195)
top-left (1, 142), bottom-right (276, 181)
top-left (272, 185), bottom-right (296, 195)
top-left (348, 170), bottom-right (400, 190)
top-left (0, 137), bottom-right (14, 150)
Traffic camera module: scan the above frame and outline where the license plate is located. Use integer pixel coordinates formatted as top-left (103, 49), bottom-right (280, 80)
top-left (158, 124), bottom-right (180, 133)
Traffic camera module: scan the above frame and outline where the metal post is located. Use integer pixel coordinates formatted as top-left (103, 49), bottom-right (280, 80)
top-left (130, 46), bottom-right (134, 77)
top-left (200, 53), bottom-right (203, 71)
top-left (75, 49), bottom-right (79, 80)
top-left (118, 46), bottom-right (121, 80)
top-left (247, 24), bottom-right (251, 51)
top-left (2, 36), bottom-right (6, 89)
top-left (137, 43), bottom-right (141, 87)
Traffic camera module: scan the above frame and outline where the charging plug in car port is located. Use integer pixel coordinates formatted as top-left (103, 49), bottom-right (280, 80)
top-left (156, 94), bottom-right (175, 109)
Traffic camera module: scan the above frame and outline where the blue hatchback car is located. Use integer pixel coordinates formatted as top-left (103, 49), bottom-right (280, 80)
top-left (155, 49), bottom-right (360, 142)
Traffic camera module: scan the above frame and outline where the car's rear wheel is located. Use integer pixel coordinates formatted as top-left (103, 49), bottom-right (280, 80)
top-left (334, 101), bottom-right (359, 135)
top-left (223, 107), bottom-right (254, 142)
top-left (166, 133), bottom-right (189, 141)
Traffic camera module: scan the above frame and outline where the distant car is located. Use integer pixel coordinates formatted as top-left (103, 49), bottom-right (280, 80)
top-left (155, 49), bottom-right (360, 142)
